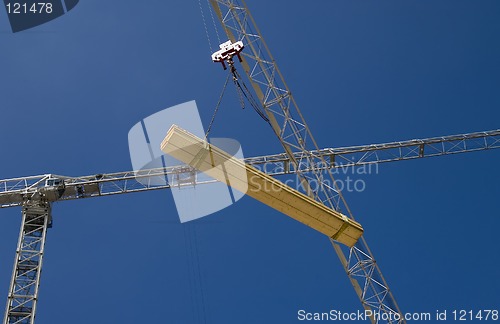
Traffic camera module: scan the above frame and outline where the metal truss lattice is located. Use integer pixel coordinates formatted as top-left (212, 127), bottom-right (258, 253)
top-left (4, 201), bottom-right (51, 324)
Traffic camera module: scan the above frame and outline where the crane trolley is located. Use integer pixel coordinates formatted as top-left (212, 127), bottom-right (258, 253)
top-left (211, 40), bottom-right (244, 70)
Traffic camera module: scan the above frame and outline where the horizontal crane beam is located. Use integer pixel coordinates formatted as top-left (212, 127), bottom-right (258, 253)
top-left (247, 129), bottom-right (500, 175)
top-left (0, 129), bottom-right (498, 209)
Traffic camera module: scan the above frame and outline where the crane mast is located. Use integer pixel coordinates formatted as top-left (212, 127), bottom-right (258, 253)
top-left (4, 201), bottom-right (51, 324)
top-left (208, 0), bottom-right (399, 322)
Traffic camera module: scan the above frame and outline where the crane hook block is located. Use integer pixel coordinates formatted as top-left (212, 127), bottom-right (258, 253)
top-left (161, 125), bottom-right (364, 247)
top-left (211, 40), bottom-right (244, 70)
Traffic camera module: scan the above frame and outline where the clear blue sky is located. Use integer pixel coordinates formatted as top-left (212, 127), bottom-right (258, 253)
top-left (0, 1), bottom-right (499, 323)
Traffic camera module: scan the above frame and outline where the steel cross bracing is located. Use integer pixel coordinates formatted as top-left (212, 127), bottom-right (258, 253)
top-left (4, 201), bottom-right (51, 324)
top-left (0, 130), bottom-right (497, 209)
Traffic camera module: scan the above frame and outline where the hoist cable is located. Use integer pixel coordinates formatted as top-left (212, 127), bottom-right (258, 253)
top-left (206, 0), bottom-right (221, 45)
top-left (198, 0), bottom-right (213, 53)
top-left (205, 71), bottom-right (232, 139)
top-left (232, 69), bottom-right (270, 123)
top-left (241, 80), bottom-right (269, 122)
top-left (233, 76), bottom-right (247, 110)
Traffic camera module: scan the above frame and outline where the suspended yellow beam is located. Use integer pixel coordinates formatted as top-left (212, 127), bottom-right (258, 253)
top-left (161, 125), bottom-right (363, 247)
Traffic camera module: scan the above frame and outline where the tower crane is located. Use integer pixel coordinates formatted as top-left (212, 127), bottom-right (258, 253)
top-left (1, 128), bottom-right (499, 324)
top-left (1, 1), bottom-right (498, 323)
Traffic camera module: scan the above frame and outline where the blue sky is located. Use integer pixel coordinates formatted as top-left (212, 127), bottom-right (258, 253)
top-left (0, 1), bottom-right (499, 323)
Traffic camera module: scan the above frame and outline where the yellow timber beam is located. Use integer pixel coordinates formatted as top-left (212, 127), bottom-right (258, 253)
top-left (161, 125), bottom-right (363, 247)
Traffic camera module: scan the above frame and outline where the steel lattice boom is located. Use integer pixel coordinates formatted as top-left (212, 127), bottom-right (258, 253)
top-left (208, 0), bottom-right (500, 321)
top-left (0, 130), bottom-right (497, 210)
top-left (208, 0), bottom-right (398, 321)
top-left (247, 129), bottom-right (500, 175)
top-left (0, 129), bottom-right (498, 211)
